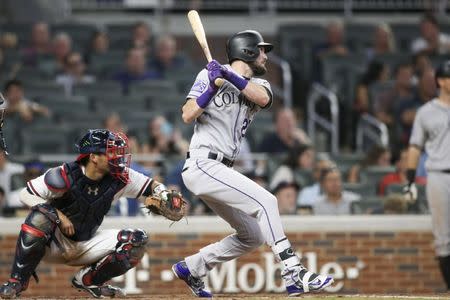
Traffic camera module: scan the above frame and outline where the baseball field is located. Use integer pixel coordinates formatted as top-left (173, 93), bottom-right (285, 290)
top-left (14, 294), bottom-right (450, 300)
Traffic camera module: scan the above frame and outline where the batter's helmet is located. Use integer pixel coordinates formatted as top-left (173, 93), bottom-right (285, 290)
top-left (76, 129), bottom-right (131, 182)
top-left (226, 30), bottom-right (273, 63)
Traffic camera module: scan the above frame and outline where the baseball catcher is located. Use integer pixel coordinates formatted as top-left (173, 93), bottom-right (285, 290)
top-left (0, 129), bottom-right (186, 299)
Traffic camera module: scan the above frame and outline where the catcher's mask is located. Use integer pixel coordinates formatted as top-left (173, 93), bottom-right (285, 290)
top-left (76, 129), bottom-right (131, 183)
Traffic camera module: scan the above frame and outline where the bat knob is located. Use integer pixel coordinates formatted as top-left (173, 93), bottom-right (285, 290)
top-left (214, 78), bottom-right (224, 87)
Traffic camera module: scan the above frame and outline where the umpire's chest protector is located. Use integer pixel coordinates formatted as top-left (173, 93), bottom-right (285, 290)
top-left (51, 162), bottom-right (126, 241)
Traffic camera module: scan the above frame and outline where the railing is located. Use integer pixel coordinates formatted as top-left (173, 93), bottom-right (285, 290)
top-left (356, 113), bottom-right (389, 152)
top-left (307, 83), bottom-right (339, 155)
top-left (70, 0), bottom-right (449, 15)
top-left (268, 53), bottom-right (293, 108)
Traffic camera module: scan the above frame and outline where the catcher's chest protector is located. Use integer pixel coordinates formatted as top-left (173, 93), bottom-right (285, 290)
top-left (51, 162), bottom-right (126, 241)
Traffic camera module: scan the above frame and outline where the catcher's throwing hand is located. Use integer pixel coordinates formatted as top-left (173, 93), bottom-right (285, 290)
top-left (56, 209), bottom-right (75, 236)
top-left (144, 190), bottom-right (187, 221)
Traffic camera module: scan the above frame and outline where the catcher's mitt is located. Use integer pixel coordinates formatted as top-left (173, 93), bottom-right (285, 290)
top-left (144, 190), bottom-right (187, 221)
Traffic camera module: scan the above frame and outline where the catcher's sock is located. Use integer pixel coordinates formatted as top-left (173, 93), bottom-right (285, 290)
top-left (272, 237), bottom-right (301, 270)
top-left (438, 255), bottom-right (450, 289)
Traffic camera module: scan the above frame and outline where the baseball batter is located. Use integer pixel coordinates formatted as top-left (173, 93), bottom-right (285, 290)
top-left (172, 30), bottom-right (333, 297)
top-left (406, 60), bottom-right (450, 290)
top-left (0, 129), bottom-right (177, 299)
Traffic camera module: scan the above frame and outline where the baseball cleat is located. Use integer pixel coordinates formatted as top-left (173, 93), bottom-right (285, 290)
top-left (0, 279), bottom-right (24, 299)
top-left (172, 261), bottom-right (212, 298)
top-left (283, 266), bottom-right (334, 296)
top-left (71, 269), bottom-right (125, 298)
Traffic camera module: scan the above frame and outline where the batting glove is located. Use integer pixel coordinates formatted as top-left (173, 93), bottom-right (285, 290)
top-left (403, 182), bottom-right (418, 203)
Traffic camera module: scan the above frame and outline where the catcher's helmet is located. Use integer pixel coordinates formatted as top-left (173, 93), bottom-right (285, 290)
top-left (76, 129), bottom-right (130, 183)
top-left (226, 30), bottom-right (273, 64)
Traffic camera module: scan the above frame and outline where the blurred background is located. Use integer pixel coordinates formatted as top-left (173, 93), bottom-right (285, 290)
top-left (0, 0), bottom-right (449, 218)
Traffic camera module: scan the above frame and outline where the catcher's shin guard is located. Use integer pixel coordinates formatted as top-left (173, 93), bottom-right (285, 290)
top-left (8, 204), bottom-right (59, 289)
top-left (74, 229), bottom-right (148, 286)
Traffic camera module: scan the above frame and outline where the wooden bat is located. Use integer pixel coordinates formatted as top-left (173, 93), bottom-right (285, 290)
top-left (187, 10), bottom-right (224, 87)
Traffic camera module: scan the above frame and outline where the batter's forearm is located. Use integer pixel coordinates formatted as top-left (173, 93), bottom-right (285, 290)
top-left (182, 99), bottom-right (204, 124)
top-left (241, 82), bottom-right (271, 107)
top-left (19, 188), bottom-right (47, 207)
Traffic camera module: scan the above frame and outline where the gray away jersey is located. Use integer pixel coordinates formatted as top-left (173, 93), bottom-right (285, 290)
top-left (409, 99), bottom-right (450, 171)
top-left (186, 65), bottom-right (272, 160)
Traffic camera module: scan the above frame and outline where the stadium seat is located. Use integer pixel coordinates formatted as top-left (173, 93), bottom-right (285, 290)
top-left (94, 95), bottom-right (149, 114)
top-left (278, 24), bottom-right (325, 80)
top-left (73, 81), bottom-right (122, 98)
top-left (345, 22), bottom-right (376, 53)
top-left (294, 169), bottom-right (314, 188)
top-left (343, 182), bottom-right (376, 197)
top-left (51, 23), bottom-right (97, 46)
top-left (351, 196), bottom-right (383, 214)
top-left (390, 23), bottom-right (417, 53)
top-left (361, 166), bottom-right (396, 187)
top-left (21, 125), bottom-right (72, 154)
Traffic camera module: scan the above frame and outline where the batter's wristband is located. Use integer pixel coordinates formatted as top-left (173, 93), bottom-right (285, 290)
top-left (223, 71), bottom-right (248, 90)
top-left (196, 88), bottom-right (215, 109)
top-left (406, 169), bottom-right (416, 184)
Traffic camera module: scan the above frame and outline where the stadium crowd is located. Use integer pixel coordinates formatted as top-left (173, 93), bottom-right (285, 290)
top-left (0, 12), bottom-right (448, 217)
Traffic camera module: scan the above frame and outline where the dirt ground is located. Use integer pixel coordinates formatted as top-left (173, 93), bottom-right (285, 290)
top-left (15, 294), bottom-right (450, 300)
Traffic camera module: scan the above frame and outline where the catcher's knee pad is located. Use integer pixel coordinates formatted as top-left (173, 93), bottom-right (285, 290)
top-left (81, 229), bottom-right (148, 286)
top-left (11, 204), bottom-right (59, 286)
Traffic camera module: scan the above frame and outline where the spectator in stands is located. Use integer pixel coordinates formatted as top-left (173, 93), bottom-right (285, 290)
top-left (22, 22), bottom-right (52, 66)
top-left (315, 20), bottom-right (349, 58)
top-left (52, 32), bottom-right (73, 73)
top-left (411, 51), bottom-right (433, 87)
top-left (0, 32), bottom-right (18, 50)
top-left (102, 112), bottom-right (126, 133)
top-left (313, 167), bottom-right (361, 215)
top-left (313, 20), bottom-right (349, 81)
top-left (0, 151), bottom-right (24, 209)
top-left (149, 35), bottom-right (191, 78)
top-left (113, 47), bottom-right (159, 94)
top-left (56, 51), bottom-right (96, 97)
top-left (143, 115), bottom-right (188, 156)
top-left (270, 144), bottom-right (315, 191)
top-left (347, 145), bottom-right (391, 183)
top-left (7, 160), bottom-right (45, 209)
top-left (258, 108), bottom-right (310, 154)
top-left (396, 68), bottom-right (436, 146)
top-left (379, 148), bottom-right (426, 195)
top-left (373, 63), bottom-right (414, 126)
top-left (411, 13), bottom-right (450, 55)
top-left (366, 23), bottom-right (396, 60)
top-left (132, 21), bottom-right (153, 54)
top-left (297, 156), bottom-right (336, 207)
top-left (382, 194), bottom-right (408, 214)
top-left (4, 79), bottom-right (50, 122)
top-left (84, 30), bottom-right (110, 63)
top-left (353, 60), bottom-right (390, 115)
top-left (273, 181), bottom-right (300, 215)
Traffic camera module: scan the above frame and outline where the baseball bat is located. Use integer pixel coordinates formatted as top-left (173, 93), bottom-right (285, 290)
top-left (187, 10), bottom-right (224, 87)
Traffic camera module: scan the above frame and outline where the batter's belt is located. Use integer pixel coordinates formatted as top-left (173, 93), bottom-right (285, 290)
top-left (186, 150), bottom-right (234, 167)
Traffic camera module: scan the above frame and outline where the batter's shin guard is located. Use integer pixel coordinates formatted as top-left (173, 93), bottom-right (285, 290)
top-left (438, 255), bottom-right (450, 289)
top-left (78, 229), bottom-right (148, 286)
top-left (9, 204), bottom-right (59, 289)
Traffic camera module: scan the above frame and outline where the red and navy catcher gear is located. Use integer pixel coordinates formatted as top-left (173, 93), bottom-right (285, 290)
top-left (76, 129), bottom-right (131, 183)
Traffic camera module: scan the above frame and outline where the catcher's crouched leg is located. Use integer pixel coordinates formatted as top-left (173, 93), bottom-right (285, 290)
top-left (73, 229), bottom-right (148, 289)
top-left (1, 204), bottom-right (59, 299)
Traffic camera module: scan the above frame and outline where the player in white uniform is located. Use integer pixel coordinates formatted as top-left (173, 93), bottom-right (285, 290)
top-left (0, 129), bottom-right (176, 299)
top-left (405, 60), bottom-right (450, 290)
top-left (172, 30), bottom-right (334, 297)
